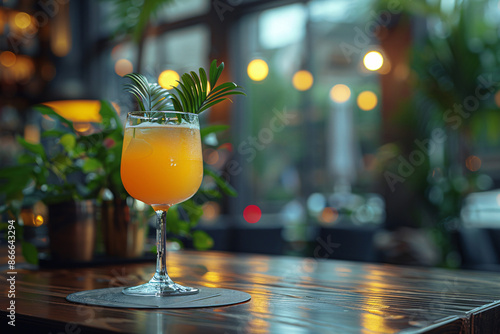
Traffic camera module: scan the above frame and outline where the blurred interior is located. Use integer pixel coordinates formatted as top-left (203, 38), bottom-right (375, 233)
top-left (1, 0), bottom-right (500, 271)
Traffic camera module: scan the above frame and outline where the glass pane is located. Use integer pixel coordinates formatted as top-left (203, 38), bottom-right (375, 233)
top-left (234, 0), bottom-right (383, 229)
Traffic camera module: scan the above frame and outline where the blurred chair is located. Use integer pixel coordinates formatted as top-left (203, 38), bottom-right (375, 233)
top-left (458, 190), bottom-right (500, 271)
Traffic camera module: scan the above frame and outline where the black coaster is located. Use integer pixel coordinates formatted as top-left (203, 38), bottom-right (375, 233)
top-left (66, 287), bottom-right (251, 309)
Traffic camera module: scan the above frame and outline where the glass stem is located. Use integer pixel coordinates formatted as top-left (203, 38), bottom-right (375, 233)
top-left (153, 209), bottom-right (171, 282)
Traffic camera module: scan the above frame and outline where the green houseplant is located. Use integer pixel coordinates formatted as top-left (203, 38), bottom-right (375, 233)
top-left (0, 60), bottom-right (244, 263)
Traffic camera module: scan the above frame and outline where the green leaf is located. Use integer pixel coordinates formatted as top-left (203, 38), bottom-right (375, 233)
top-left (180, 199), bottom-right (203, 225)
top-left (42, 129), bottom-right (69, 138)
top-left (34, 104), bottom-right (74, 131)
top-left (124, 73), bottom-right (173, 112)
top-left (0, 169), bottom-right (33, 199)
top-left (21, 241), bottom-right (39, 265)
top-left (166, 59), bottom-right (245, 114)
top-left (60, 133), bottom-right (76, 152)
top-left (200, 124), bottom-right (229, 139)
top-left (196, 189), bottom-right (222, 199)
top-left (199, 98), bottom-right (232, 114)
top-left (99, 100), bottom-right (123, 132)
top-left (204, 168), bottom-right (237, 197)
top-left (82, 158), bottom-right (103, 173)
top-left (16, 136), bottom-right (46, 160)
top-left (18, 154), bottom-right (37, 165)
top-left (192, 230), bottom-right (214, 250)
top-left (52, 154), bottom-right (72, 171)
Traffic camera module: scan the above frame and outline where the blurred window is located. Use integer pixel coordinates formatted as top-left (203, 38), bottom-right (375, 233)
top-left (232, 0), bottom-right (383, 229)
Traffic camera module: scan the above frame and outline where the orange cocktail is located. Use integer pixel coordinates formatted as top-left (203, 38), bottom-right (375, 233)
top-left (121, 124), bottom-right (202, 209)
top-left (120, 111), bottom-right (203, 297)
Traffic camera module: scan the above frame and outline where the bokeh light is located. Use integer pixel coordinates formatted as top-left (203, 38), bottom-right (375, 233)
top-left (11, 55), bottom-right (35, 82)
top-left (329, 84), bottom-right (351, 103)
top-left (243, 205), bottom-right (262, 224)
top-left (495, 91), bottom-right (500, 108)
top-left (202, 201), bottom-right (220, 222)
top-left (14, 12), bottom-right (31, 29)
top-left (34, 215), bottom-right (44, 226)
top-left (357, 91), bottom-right (378, 111)
top-left (363, 51), bottom-right (384, 71)
top-left (319, 207), bottom-right (338, 225)
top-left (378, 58), bottom-right (392, 75)
top-left (307, 193), bottom-right (326, 214)
top-left (292, 70), bottom-right (313, 91)
top-left (204, 148), bottom-right (220, 165)
top-left (158, 69), bottom-right (180, 89)
top-left (0, 51), bottom-right (16, 67)
top-left (43, 100), bottom-right (102, 123)
top-left (465, 155), bottom-right (481, 171)
top-left (114, 59), bottom-right (133, 77)
top-left (73, 122), bottom-right (91, 133)
top-left (247, 59), bottom-right (269, 81)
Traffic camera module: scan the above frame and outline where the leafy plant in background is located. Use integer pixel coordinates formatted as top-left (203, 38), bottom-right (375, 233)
top-left (103, 0), bottom-right (176, 73)
top-left (0, 99), bottom-right (237, 262)
top-left (0, 102), bottom-right (122, 264)
top-left (376, 0), bottom-right (500, 266)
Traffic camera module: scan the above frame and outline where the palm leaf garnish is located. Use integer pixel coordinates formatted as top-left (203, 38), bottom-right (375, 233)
top-left (124, 73), bottom-right (173, 113)
top-left (124, 60), bottom-right (245, 117)
top-left (169, 59), bottom-right (246, 114)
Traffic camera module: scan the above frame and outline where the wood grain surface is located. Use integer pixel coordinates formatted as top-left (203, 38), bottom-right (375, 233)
top-left (1, 250), bottom-right (500, 333)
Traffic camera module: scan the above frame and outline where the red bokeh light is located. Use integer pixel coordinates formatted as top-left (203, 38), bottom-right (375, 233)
top-left (243, 205), bottom-right (261, 224)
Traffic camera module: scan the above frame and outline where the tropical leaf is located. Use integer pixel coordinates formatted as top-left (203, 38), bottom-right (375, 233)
top-left (169, 59), bottom-right (246, 114)
top-left (124, 73), bottom-right (174, 112)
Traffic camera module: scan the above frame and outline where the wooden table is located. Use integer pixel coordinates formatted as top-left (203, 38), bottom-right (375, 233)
top-left (1, 250), bottom-right (500, 333)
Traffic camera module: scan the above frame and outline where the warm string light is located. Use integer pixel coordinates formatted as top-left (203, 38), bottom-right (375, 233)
top-left (158, 70), bottom-right (180, 89)
top-left (363, 51), bottom-right (384, 71)
top-left (292, 70), bottom-right (313, 91)
top-left (330, 84), bottom-right (351, 103)
top-left (115, 59), bottom-right (133, 77)
top-left (357, 91), bottom-right (378, 111)
top-left (247, 59), bottom-right (269, 81)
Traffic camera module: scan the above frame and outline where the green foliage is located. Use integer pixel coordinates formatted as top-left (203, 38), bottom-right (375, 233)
top-left (21, 241), bottom-right (39, 265)
top-left (103, 0), bottom-right (175, 43)
top-left (192, 230), bottom-right (214, 251)
top-left (374, 0), bottom-right (500, 267)
top-left (124, 60), bottom-right (245, 115)
top-left (170, 60), bottom-right (246, 114)
top-left (0, 99), bottom-right (240, 259)
top-left (0, 101), bottom-right (126, 263)
top-left (123, 73), bottom-right (173, 112)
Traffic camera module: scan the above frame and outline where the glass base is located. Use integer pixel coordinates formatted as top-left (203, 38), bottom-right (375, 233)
top-left (122, 274), bottom-right (199, 297)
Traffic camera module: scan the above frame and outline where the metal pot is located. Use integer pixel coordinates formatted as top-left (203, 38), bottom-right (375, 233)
top-left (100, 198), bottom-right (150, 258)
top-left (47, 200), bottom-right (95, 262)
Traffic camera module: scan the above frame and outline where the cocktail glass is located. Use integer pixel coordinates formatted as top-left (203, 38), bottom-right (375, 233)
top-left (120, 111), bottom-right (203, 296)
